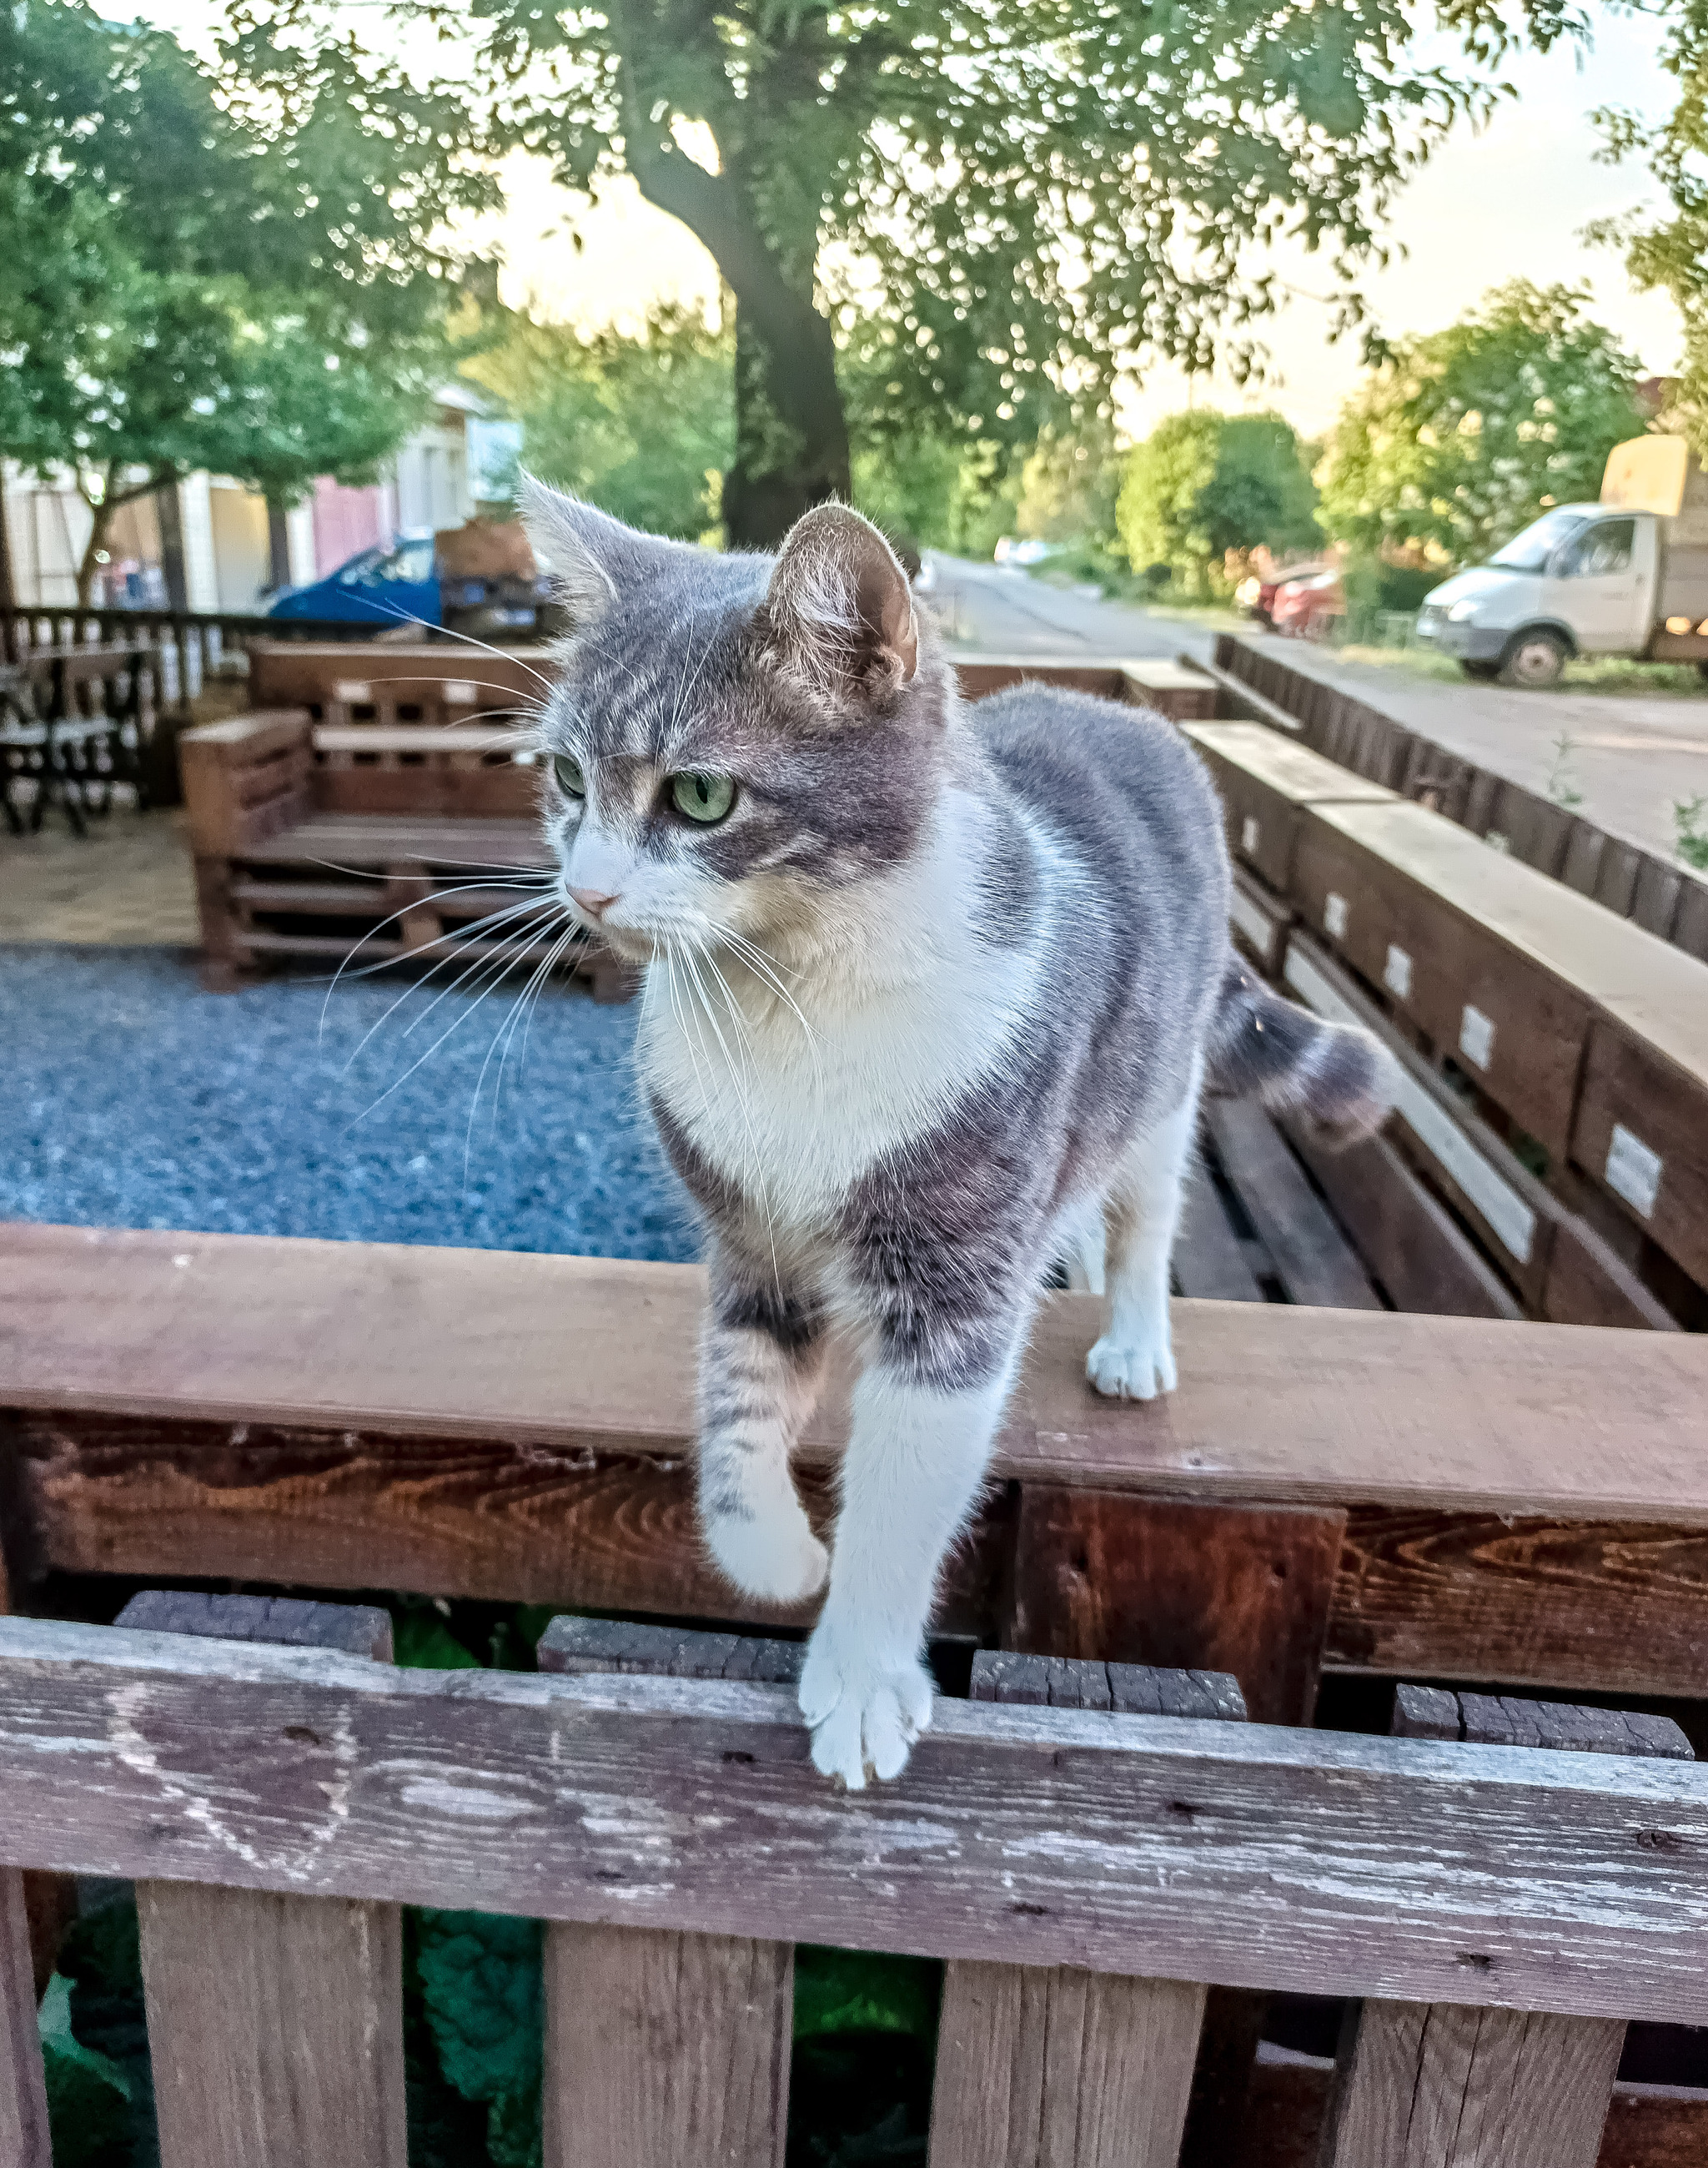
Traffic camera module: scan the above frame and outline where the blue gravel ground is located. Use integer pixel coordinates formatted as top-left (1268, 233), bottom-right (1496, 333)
top-left (0, 944), bottom-right (698, 1259)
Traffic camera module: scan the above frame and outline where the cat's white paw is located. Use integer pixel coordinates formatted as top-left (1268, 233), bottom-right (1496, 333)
top-left (1087, 1327), bottom-right (1177, 1401)
top-left (705, 1508), bottom-right (829, 1605)
top-left (799, 1627), bottom-right (934, 1789)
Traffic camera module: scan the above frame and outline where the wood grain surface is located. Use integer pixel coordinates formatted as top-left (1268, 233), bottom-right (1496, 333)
top-left (1008, 1491), bottom-right (1344, 1724)
top-left (9, 1621), bottom-right (1708, 2020)
top-left (0, 1869), bottom-right (48, 2168)
top-left (929, 1963), bottom-right (1204, 2168)
top-left (1203, 1103), bottom-right (1383, 1310)
top-left (545, 1924), bottom-right (791, 2168)
top-left (1319, 2001), bottom-right (1625, 2168)
top-left (8, 1224), bottom-right (1704, 1522)
top-left (1329, 1510), bottom-right (1708, 1698)
top-left (136, 1591), bottom-right (409, 2168)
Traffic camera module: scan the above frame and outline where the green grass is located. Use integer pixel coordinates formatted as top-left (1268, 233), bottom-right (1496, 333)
top-left (1331, 642), bottom-right (1708, 697)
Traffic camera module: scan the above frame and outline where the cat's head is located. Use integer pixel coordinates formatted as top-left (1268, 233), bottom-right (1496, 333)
top-left (522, 482), bottom-right (952, 967)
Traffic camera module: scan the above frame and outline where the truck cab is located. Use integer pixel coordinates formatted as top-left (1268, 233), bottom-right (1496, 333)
top-left (1416, 506), bottom-right (1658, 687)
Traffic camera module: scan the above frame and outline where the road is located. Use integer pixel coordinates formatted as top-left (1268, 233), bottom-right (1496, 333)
top-left (927, 555), bottom-right (1708, 862)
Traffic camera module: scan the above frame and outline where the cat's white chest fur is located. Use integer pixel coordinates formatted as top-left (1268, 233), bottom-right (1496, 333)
top-left (639, 796), bottom-right (1051, 1227)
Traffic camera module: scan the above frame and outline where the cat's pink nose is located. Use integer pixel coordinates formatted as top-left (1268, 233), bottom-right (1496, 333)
top-left (570, 887), bottom-right (618, 918)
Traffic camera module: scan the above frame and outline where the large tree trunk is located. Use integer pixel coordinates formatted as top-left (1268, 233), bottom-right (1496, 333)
top-left (0, 479), bottom-right (16, 619)
top-left (617, 38), bottom-right (850, 551)
top-left (75, 495), bottom-right (115, 609)
top-left (724, 298), bottom-right (849, 547)
top-left (266, 495), bottom-right (292, 591)
top-left (154, 475), bottom-right (188, 612)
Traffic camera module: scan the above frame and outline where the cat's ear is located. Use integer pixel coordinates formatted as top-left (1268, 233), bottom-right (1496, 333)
top-left (761, 504), bottom-right (918, 708)
top-left (520, 476), bottom-right (681, 633)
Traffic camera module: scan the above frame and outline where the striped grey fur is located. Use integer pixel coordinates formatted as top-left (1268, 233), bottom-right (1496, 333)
top-left (523, 482), bottom-right (1397, 1786)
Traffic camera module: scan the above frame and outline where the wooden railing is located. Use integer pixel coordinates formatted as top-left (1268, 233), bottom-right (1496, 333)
top-left (3, 1602), bottom-right (1706, 2168)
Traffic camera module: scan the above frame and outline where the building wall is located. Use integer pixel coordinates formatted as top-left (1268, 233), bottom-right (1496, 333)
top-left (310, 479), bottom-right (390, 580)
top-left (208, 482), bottom-right (271, 613)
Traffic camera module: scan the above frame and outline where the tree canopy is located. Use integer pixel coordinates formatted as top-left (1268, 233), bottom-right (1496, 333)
top-left (1, 0), bottom-right (492, 598)
top-left (1314, 281), bottom-right (1650, 566)
top-left (317, 0), bottom-right (1589, 543)
top-left (466, 305), bottom-right (734, 541)
top-left (1117, 410), bottom-right (1319, 591)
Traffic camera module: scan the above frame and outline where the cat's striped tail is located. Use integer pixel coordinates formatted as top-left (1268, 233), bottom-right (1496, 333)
top-left (1206, 954), bottom-right (1400, 1145)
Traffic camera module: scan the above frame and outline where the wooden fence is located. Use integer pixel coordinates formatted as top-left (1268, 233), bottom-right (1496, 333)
top-left (3, 1602), bottom-right (1708, 2168)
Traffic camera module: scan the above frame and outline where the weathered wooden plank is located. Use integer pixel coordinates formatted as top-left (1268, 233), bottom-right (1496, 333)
top-left (1328, 1510), bottom-right (1708, 1700)
top-left (535, 1613), bottom-right (796, 2166)
top-left (139, 1885), bottom-right (408, 2168)
top-left (1282, 1119), bottom-right (1524, 1320)
top-left (968, 1652), bottom-right (1247, 1721)
top-left (1204, 1103), bottom-right (1384, 1310)
top-left (1239, 2051), bottom-right (1708, 2168)
top-left (136, 1593), bottom-right (408, 2168)
top-left (1391, 1683), bottom-right (1693, 1760)
top-left (929, 1962), bottom-right (1204, 2168)
top-left (544, 1924), bottom-right (791, 2168)
top-left (10, 1622), bottom-right (1708, 2019)
top-left (7, 1225), bottom-right (1708, 1525)
top-left (1319, 2001), bottom-right (1625, 2168)
top-left (1009, 1491), bottom-right (1344, 1724)
top-left (538, 1616), bottom-right (802, 1683)
top-left (1572, 1018), bottom-right (1708, 1295)
top-left (0, 1869), bottom-right (49, 2168)
top-left (118, 1588), bottom-right (394, 1660)
top-left (1172, 1168), bottom-right (1267, 1302)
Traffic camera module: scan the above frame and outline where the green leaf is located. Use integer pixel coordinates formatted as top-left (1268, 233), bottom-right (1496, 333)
top-left (793, 1949), bottom-right (940, 2043)
top-left (41, 1974), bottom-right (133, 2168)
top-left (415, 1909), bottom-right (543, 2165)
top-left (393, 1612), bottom-right (484, 1670)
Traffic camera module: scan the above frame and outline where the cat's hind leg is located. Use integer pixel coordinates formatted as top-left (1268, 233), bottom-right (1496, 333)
top-left (1086, 1061), bottom-right (1203, 1401)
top-left (698, 1258), bottom-right (831, 1605)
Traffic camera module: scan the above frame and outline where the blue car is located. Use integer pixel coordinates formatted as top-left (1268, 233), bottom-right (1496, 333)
top-left (268, 533), bottom-right (554, 635)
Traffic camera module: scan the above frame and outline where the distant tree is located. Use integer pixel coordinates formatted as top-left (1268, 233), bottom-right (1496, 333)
top-left (1590, 8), bottom-right (1708, 446)
top-left (465, 306), bottom-right (735, 541)
top-left (354, 0), bottom-right (1581, 548)
top-left (0, 1), bottom-right (490, 601)
top-left (1315, 282), bottom-right (1650, 566)
top-left (1118, 411), bottom-right (1319, 593)
top-left (1013, 426), bottom-right (1123, 549)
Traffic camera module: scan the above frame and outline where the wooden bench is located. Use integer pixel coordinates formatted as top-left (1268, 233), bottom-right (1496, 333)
top-left (1289, 798), bottom-right (1708, 1166)
top-left (4, 1604), bottom-right (1707, 2168)
top-left (1213, 631), bottom-right (1708, 963)
top-left (177, 710), bottom-right (632, 998)
top-left (1181, 720), bottom-right (1396, 896)
top-left (247, 639), bottom-right (547, 729)
top-left (1279, 933), bottom-right (1675, 1329)
top-left (952, 655), bottom-right (1219, 721)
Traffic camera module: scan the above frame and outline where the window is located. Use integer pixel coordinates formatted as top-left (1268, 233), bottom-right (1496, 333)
top-left (1559, 519), bottom-right (1635, 578)
top-left (1489, 509), bottom-right (1588, 572)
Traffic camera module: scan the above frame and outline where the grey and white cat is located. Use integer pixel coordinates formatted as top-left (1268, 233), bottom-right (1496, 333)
top-left (523, 482), bottom-right (1396, 1788)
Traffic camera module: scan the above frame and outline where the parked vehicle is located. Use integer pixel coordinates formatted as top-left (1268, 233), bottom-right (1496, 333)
top-left (1235, 560), bottom-right (1334, 627)
top-left (1271, 566), bottom-right (1345, 641)
top-left (268, 521), bottom-right (557, 637)
top-left (1415, 437), bottom-right (1708, 687)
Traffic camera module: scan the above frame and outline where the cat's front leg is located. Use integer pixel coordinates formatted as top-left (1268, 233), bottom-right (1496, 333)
top-left (799, 1341), bottom-right (1022, 1789)
top-left (698, 1257), bottom-right (831, 1606)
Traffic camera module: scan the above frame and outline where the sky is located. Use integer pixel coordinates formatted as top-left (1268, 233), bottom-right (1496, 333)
top-left (138, 0), bottom-right (1682, 443)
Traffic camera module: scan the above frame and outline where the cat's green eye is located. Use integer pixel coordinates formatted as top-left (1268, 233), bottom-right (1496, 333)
top-left (671, 772), bottom-right (736, 825)
top-left (553, 752), bottom-right (585, 798)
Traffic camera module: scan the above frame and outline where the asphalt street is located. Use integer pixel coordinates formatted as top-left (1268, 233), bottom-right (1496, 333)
top-left (929, 555), bottom-right (1708, 861)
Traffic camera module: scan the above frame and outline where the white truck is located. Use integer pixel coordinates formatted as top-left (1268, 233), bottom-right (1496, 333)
top-left (1415, 435), bottom-right (1708, 687)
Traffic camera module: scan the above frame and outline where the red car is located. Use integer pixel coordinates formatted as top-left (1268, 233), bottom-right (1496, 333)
top-left (1237, 560), bottom-right (1336, 628)
top-left (1271, 566), bottom-right (1345, 640)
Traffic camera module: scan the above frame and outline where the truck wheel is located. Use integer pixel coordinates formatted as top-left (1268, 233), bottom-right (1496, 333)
top-left (1499, 630), bottom-right (1569, 688)
top-left (1460, 660), bottom-right (1500, 682)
